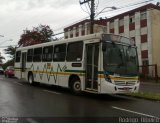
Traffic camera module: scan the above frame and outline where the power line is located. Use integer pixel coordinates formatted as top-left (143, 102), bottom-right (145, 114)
top-left (54, 0), bottom-right (153, 32)
top-left (79, 0), bottom-right (90, 14)
top-left (96, 0), bottom-right (155, 17)
top-left (53, 0), bottom-right (156, 37)
top-left (118, 0), bottom-right (155, 9)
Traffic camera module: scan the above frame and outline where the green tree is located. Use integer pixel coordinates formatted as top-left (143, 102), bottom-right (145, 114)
top-left (2, 46), bottom-right (16, 69)
top-left (2, 60), bottom-right (14, 70)
top-left (4, 46), bottom-right (16, 59)
top-left (0, 55), bottom-right (5, 64)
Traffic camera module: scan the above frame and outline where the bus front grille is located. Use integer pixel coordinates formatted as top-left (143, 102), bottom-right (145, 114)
top-left (114, 81), bottom-right (136, 86)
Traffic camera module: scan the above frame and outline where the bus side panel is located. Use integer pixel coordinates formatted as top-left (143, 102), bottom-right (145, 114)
top-left (26, 61), bottom-right (69, 86)
top-left (65, 62), bottom-right (85, 90)
top-left (15, 62), bottom-right (21, 79)
top-left (27, 62), bottom-right (56, 85)
top-left (49, 62), bottom-right (66, 86)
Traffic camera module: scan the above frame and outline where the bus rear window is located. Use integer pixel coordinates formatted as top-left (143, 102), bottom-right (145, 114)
top-left (15, 51), bottom-right (21, 62)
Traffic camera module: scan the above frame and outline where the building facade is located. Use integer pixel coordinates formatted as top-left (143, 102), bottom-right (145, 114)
top-left (64, 3), bottom-right (160, 78)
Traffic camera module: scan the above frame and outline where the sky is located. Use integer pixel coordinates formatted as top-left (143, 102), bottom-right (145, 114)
top-left (0, 0), bottom-right (159, 62)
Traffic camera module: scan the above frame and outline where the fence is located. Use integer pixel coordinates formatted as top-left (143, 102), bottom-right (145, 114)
top-left (139, 64), bottom-right (159, 81)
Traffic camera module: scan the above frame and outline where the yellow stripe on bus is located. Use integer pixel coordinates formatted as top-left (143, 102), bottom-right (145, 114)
top-left (15, 69), bottom-right (138, 80)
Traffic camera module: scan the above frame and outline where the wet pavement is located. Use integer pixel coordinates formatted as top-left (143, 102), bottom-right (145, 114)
top-left (0, 75), bottom-right (160, 123)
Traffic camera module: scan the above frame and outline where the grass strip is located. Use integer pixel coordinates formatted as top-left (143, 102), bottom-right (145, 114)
top-left (127, 92), bottom-right (160, 101)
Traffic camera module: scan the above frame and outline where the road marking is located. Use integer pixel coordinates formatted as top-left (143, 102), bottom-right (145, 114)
top-left (112, 106), bottom-right (160, 119)
top-left (13, 82), bottom-right (23, 86)
top-left (43, 89), bottom-right (61, 95)
top-left (26, 118), bottom-right (38, 123)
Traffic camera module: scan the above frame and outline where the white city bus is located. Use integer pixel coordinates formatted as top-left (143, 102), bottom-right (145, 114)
top-left (15, 33), bottom-right (140, 94)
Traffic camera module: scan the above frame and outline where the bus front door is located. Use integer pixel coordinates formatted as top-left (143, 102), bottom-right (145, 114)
top-left (85, 43), bottom-right (99, 91)
top-left (21, 52), bottom-right (26, 79)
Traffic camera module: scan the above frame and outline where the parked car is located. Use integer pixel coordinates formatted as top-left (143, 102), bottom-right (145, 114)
top-left (0, 66), bottom-right (4, 74)
top-left (4, 66), bottom-right (15, 77)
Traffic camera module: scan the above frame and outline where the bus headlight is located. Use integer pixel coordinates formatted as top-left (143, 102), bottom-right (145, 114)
top-left (104, 74), bottom-right (112, 83)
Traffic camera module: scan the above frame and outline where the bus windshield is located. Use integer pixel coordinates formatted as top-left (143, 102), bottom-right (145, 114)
top-left (103, 42), bottom-right (138, 76)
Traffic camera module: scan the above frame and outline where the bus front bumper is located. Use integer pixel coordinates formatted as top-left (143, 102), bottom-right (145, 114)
top-left (100, 80), bottom-right (140, 94)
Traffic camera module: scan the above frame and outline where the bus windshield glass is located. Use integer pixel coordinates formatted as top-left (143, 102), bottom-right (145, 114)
top-left (103, 42), bottom-right (138, 76)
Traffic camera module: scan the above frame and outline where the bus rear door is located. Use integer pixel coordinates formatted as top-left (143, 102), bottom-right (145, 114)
top-left (21, 52), bottom-right (27, 79)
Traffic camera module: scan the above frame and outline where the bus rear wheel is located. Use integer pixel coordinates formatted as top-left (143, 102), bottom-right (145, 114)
top-left (71, 79), bottom-right (81, 94)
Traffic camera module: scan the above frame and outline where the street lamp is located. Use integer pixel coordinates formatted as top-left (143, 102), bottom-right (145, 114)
top-left (95, 6), bottom-right (118, 17)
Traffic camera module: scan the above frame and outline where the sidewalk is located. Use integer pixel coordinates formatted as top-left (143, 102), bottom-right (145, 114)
top-left (139, 81), bottom-right (160, 93)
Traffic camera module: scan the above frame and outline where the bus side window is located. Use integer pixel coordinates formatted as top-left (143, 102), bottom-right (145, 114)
top-left (66, 41), bottom-right (83, 61)
top-left (15, 51), bottom-right (21, 62)
top-left (43, 46), bottom-right (53, 62)
top-left (33, 47), bottom-right (42, 62)
top-left (53, 44), bottom-right (66, 61)
top-left (27, 49), bottom-right (33, 62)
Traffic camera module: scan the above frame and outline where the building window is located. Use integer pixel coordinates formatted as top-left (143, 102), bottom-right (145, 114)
top-left (53, 44), bottom-right (66, 61)
top-left (141, 50), bottom-right (148, 59)
top-left (140, 11), bottom-right (147, 20)
top-left (70, 34), bottom-right (73, 38)
top-left (66, 41), bottom-right (83, 61)
top-left (140, 19), bottom-right (147, 27)
top-left (43, 46), bottom-right (53, 62)
top-left (129, 23), bottom-right (135, 31)
top-left (33, 47), bottom-right (42, 62)
top-left (82, 30), bottom-right (85, 35)
top-left (141, 34), bottom-right (147, 43)
top-left (110, 28), bottom-right (114, 33)
top-left (27, 49), bottom-right (33, 62)
top-left (15, 51), bottom-right (21, 62)
top-left (76, 27), bottom-right (79, 37)
top-left (70, 29), bottom-right (73, 38)
top-left (129, 15), bottom-right (135, 23)
top-left (119, 26), bottom-right (124, 33)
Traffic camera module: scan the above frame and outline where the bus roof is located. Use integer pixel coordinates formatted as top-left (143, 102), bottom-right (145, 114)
top-left (16, 33), bottom-right (133, 51)
top-left (16, 33), bottom-right (103, 51)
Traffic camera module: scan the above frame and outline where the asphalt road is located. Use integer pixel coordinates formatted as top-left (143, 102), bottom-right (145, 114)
top-left (0, 75), bottom-right (160, 123)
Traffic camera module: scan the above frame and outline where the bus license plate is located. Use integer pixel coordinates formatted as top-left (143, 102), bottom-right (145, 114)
top-left (124, 87), bottom-right (129, 91)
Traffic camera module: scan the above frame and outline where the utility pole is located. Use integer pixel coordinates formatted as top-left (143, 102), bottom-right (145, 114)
top-left (80, 0), bottom-right (95, 34)
top-left (90, 0), bottom-right (95, 34)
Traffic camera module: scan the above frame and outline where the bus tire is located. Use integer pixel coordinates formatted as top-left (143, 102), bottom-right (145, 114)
top-left (28, 73), bottom-right (34, 85)
top-left (71, 79), bottom-right (81, 94)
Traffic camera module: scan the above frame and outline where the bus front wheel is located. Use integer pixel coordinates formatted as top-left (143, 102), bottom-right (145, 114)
top-left (71, 79), bottom-right (81, 94)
